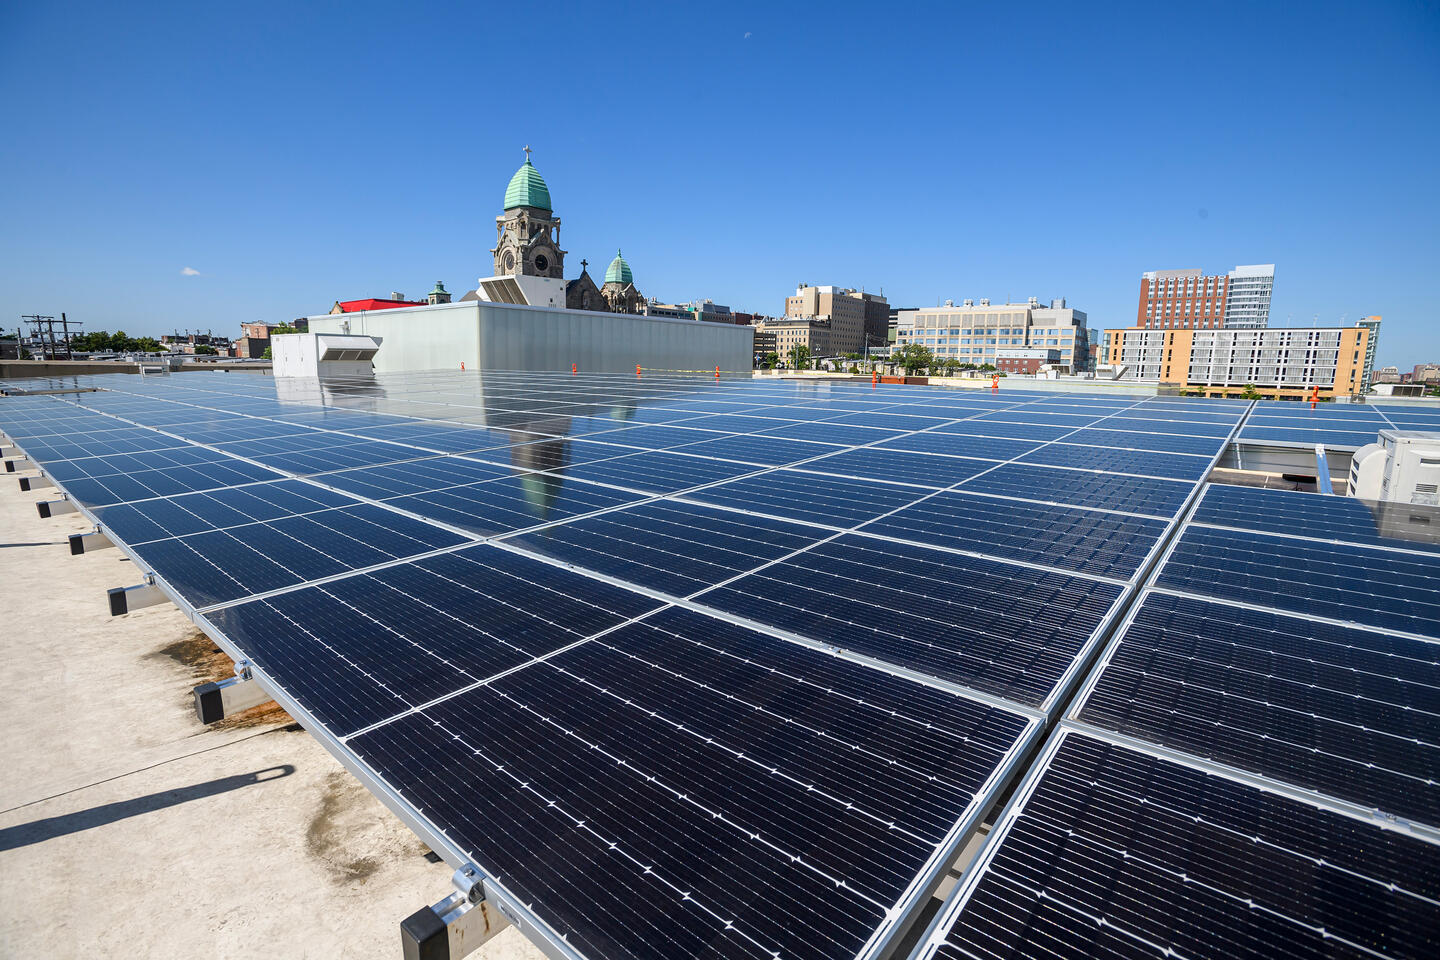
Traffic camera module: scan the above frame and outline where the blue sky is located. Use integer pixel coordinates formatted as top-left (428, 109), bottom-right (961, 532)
top-left (1, 0), bottom-right (1436, 367)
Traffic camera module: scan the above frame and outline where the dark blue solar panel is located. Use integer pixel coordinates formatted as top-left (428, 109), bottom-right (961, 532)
top-left (1239, 426), bottom-right (1378, 447)
top-left (1019, 443), bottom-right (1212, 480)
top-left (94, 479), bottom-right (360, 543)
top-left (698, 534), bottom-right (1123, 705)
top-left (537, 449), bottom-right (757, 494)
top-left (1063, 427), bottom-right (1223, 456)
top-left (669, 434), bottom-right (843, 466)
top-left (685, 469), bottom-right (929, 528)
top-left (755, 419), bottom-right (904, 447)
top-left (204, 544), bottom-right (663, 736)
top-left (58, 459), bottom-right (285, 506)
top-left (135, 503), bottom-right (471, 607)
top-left (795, 447), bottom-right (993, 488)
top-left (348, 607), bottom-right (1033, 960)
top-left (863, 492), bottom-right (1168, 580)
top-left (385, 474), bottom-right (643, 537)
top-left (1194, 485), bottom-right (1440, 554)
top-left (314, 456), bottom-right (511, 499)
top-left (875, 432), bottom-right (1038, 461)
top-left (955, 462), bottom-right (1193, 518)
top-left (926, 732), bottom-right (1440, 960)
top-left (929, 419), bottom-right (1074, 441)
top-left (1158, 525), bottom-right (1440, 637)
top-left (507, 500), bottom-right (822, 595)
top-left (1080, 592), bottom-right (1440, 826)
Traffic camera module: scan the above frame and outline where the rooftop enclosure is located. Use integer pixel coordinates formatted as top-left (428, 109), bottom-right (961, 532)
top-left (305, 300), bottom-right (753, 374)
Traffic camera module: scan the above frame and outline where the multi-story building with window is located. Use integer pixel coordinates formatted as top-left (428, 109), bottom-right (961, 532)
top-left (1357, 315), bottom-right (1381, 392)
top-left (755, 316), bottom-right (832, 360)
top-left (1136, 264), bottom-right (1275, 330)
top-left (1104, 319), bottom-right (1377, 398)
top-left (894, 297), bottom-right (1088, 370)
top-left (785, 284), bottom-right (889, 354)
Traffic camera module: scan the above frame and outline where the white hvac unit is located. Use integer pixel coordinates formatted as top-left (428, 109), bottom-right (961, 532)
top-left (1347, 430), bottom-right (1440, 504)
top-left (272, 333), bottom-right (382, 379)
top-left (473, 274), bottom-right (568, 309)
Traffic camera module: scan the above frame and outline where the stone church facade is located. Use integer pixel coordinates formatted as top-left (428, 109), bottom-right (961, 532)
top-left (488, 148), bottom-right (645, 314)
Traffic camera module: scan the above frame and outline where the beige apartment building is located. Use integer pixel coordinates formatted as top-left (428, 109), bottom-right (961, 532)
top-left (1104, 320), bottom-right (1377, 399)
top-left (755, 316), bottom-right (832, 359)
top-left (785, 284), bottom-right (888, 354)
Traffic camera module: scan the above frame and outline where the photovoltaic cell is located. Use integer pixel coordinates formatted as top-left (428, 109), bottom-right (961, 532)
top-left (862, 492), bottom-right (1168, 580)
top-left (1157, 525), bottom-right (1440, 637)
top-left (1078, 592), bottom-right (1440, 826)
top-left (921, 731), bottom-right (1440, 960)
top-left (698, 534), bottom-right (1123, 705)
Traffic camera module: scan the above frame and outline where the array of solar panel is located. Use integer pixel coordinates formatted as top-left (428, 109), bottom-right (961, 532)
top-left (921, 730), bottom-right (1440, 960)
top-left (1236, 398), bottom-right (1393, 449)
top-left (921, 480), bottom-right (1440, 959)
top-left (0, 370), bottom-right (1253, 960)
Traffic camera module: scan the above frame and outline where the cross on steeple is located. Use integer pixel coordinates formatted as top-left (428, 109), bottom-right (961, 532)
top-left (580, 258), bottom-right (588, 271)
top-left (523, 144), bottom-right (532, 162)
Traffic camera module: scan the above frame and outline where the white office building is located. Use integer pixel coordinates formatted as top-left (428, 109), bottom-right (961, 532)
top-left (1223, 264), bottom-right (1276, 329)
top-left (895, 297), bottom-right (1088, 370)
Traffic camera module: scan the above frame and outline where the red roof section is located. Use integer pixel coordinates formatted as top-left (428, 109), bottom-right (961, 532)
top-left (335, 298), bottom-right (426, 313)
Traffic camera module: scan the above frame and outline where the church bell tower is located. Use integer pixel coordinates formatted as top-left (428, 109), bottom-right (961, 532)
top-left (492, 147), bottom-right (565, 280)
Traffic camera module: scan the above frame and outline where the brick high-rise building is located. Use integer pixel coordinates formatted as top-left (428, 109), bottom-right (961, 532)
top-left (1137, 264), bottom-right (1274, 330)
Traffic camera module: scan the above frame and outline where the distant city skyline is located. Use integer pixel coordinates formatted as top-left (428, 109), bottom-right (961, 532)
top-left (1, 0), bottom-right (1436, 368)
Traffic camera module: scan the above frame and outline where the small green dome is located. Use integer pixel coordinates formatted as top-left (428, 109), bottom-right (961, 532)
top-left (504, 157), bottom-right (552, 211)
top-left (604, 249), bottom-right (633, 286)
top-left (430, 280), bottom-right (448, 295)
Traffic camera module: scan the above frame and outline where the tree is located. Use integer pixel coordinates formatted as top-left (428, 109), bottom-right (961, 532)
top-left (262, 346), bottom-right (273, 360)
top-left (943, 358), bottom-right (960, 376)
top-left (271, 324), bottom-right (299, 336)
top-left (1239, 384), bottom-right (1262, 400)
top-left (892, 344), bottom-right (934, 376)
top-left (787, 344), bottom-right (811, 371)
top-left (194, 344), bottom-right (219, 356)
top-left (761, 352), bottom-right (778, 370)
top-left (135, 337), bottom-right (161, 354)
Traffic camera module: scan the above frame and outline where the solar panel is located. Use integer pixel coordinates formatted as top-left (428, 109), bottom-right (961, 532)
top-left (924, 417), bottom-right (1440, 960)
top-left (918, 730), bottom-right (1440, 960)
top-left (1, 371), bottom-right (1255, 960)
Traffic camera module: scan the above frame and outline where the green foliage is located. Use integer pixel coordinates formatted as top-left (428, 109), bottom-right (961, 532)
top-left (70, 329), bottom-right (164, 353)
top-left (271, 324), bottom-right (299, 336)
top-left (262, 346), bottom-right (272, 360)
top-left (1239, 384), bottom-right (1262, 400)
top-left (848, 364), bottom-right (859, 375)
top-left (787, 343), bottom-right (812, 371)
top-left (194, 344), bottom-right (219, 356)
top-left (760, 351), bottom-right (778, 370)
top-left (892, 344), bottom-right (935, 375)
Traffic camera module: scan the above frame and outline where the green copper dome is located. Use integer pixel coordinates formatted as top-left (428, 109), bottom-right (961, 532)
top-left (604, 249), bottom-right (633, 286)
top-left (504, 156), bottom-right (552, 211)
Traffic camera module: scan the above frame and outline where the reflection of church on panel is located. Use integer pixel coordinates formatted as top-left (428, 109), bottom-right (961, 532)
top-left (466, 146), bottom-right (645, 314)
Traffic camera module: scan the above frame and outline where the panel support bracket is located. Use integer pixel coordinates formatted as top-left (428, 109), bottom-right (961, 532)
top-left (18, 473), bottom-right (54, 491)
top-left (400, 865), bottom-right (511, 960)
top-left (193, 661), bottom-right (274, 724)
top-left (108, 576), bottom-right (166, 616)
top-left (69, 529), bottom-right (115, 555)
top-left (37, 497), bottom-right (79, 519)
top-left (1314, 443), bottom-right (1334, 495)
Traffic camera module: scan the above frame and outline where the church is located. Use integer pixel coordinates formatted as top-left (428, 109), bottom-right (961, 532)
top-left (468, 148), bottom-right (645, 315)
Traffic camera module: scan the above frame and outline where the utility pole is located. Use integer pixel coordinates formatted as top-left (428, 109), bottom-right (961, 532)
top-left (21, 315), bottom-right (55, 359)
top-left (57, 312), bottom-right (81, 359)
